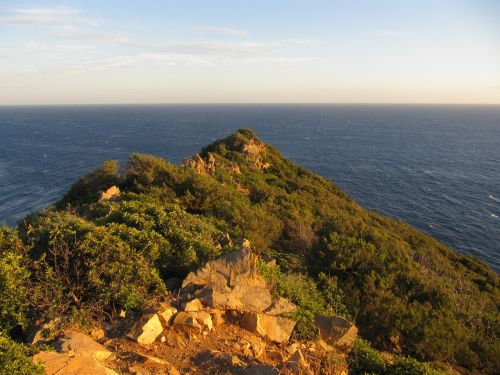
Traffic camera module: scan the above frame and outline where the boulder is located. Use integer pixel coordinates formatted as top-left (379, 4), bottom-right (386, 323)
top-left (286, 349), bottom-right (314, 375)
top-left (154, 304), bottom-right (177, 327)
top-left (315, 315), bottom-right (357, 351)
top-left (181, 248), bottom-right (273, 312)
top-left (240, 312), bottom-right (296, 344)
top-left (127, 314), bottom-right (164, 346)
top-left (99, 186), bottom-right (120, 202)
top-left (181, 298), bottom-right (204, 312)
top-left (209, 310), bottom-right (225, 326)
top-left (264, 297), bottom-right (297, 316)
top-left (188, 311), bottom-right (213, 331)
top-left (53, 332), bottom-right (112, 361)
top-left (33, 332), bottom-right (117, 375)
top-left (172, 311), bottom-right (202, 332)
top-left (33, 351), bottom-right (118, 375)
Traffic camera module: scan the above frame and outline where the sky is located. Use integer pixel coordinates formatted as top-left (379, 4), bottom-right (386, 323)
top-left (0, 0), bottom-right (499, 105)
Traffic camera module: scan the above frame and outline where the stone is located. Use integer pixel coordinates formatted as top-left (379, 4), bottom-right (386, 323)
top-left (286, 349), bottom-right (313, 375)
top-left (90, 328), bottom-right (105, 341)
top-left (127, 314), bottom-right (164, 346)
top-left (264, 297), bottom-right (297, 316)
top-left (155, 304), bottom-right (177, 327)
top-left (181, 248), bottom-right (273, 313)
top-left (240, 312), bottom-right (296, 344)
top-left (172, 311), bottom-right (202, 332)
top-left (188, 311), bottom-right (213, 331)
top-left (99, 186), bottom-right (120, 202)
top-left (209, 310), bottom-right (225, 326)
top-left (52, 332), bottom-right (112, 361)
top-left (33, 351), bottom-right (118, 375)
top-left (315, 315), bottom-right (357, 351)
top-left (166, 332), bottom-right (187, 348)
top-left (182, 298), bottom-right (204, 312)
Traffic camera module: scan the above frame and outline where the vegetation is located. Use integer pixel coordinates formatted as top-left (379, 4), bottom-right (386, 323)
top-left (0, 129), bottom-right (498, 373)
top-left (0, 333), bottom-right (44, 375)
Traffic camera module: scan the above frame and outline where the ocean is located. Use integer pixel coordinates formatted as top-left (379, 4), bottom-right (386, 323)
top-left (0, 104), bottom-right (498, 272)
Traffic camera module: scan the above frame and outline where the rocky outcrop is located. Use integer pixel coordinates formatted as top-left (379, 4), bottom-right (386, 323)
top-left (240, 312), bottom-right (296, 344)
top-left (181, 248), bottom-right (273, 313)
top-left (241, 139), bottom-right (271, 170)
top-left (182, 153), bottom-right (216, 175)
top-left (99, 186), bottom-right (120, 202)
top-left (33, 332), bottom-right (117, 375)
top-left (315, 314), bottom-right (358, 351)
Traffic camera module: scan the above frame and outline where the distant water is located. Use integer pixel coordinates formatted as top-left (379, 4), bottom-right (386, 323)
top-left (0, 104), bottom-right (499, 272)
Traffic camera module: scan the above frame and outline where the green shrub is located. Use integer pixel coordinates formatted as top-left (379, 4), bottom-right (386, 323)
top-left (0, 227), bottom-right (30, 332)
top-left (20, 212), bottom-right (165, 320)
top-left (0, 333), bottom-right (44, 375)
top-left (58, 160), bottom-right (119, 208)
top-left (348, 339), bottom-right (387, 375)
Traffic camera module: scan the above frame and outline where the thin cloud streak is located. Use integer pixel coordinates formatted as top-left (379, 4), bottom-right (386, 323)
top-left (0, 6), bottom-right (98, 27)
top-left (195, 26), bottom-right (248, 36)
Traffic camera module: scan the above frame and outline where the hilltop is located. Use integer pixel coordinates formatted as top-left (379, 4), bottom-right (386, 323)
top-left (0, 129), bottom-right (498, 374)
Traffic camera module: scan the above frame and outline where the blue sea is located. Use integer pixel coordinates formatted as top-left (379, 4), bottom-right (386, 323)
top-left (0, 104), bottom-right (499, 272)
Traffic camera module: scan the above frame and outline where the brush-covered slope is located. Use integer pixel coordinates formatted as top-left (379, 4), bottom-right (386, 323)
top-left (1, 129), bottom-right (498, 374)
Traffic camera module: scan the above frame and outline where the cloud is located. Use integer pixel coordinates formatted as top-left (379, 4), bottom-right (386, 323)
top-left (283, 38), bottom-right (321, 45)
top-left (65, 43), bottom-right (311, 75)
top-left (0, 6), bottom-right (98, 27)
top-left (49, 25), bottom-right (129, 43)
top-left (195, 26), bottom-right (248, 37)
top-left (375, 29), bottom-right (409, 38)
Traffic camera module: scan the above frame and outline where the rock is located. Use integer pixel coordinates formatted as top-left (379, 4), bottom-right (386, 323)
top-left (172, 311), bottom-right (202, 332)
top-left (33, 351), bottom-right (119, 375)
top-left (286, 349), bottom-right (313, 375)
top-left (53, 332), bottom-right (112, 361)
top-left (315, 315), bottom-right (357, 351)
top-left (264, 297), bottom-right (297, 316)
top-left (188, 311), bottom-right (213, 331)
top-left (181, 248), bottom-right (273, 313)
top-left (241, 334), bottom-right (266, 358)
top-left (240, 312), bottom-right (296, 344)
top-left (90, 327), bottom-right (105, 341)
top-left (154, 304), bottom-right (177, 327)
top-left (209, 310), bottom-right (225, 326)
top-left (182, 153), bottom-right (216, 175)
top-left (127, 314), bottom-right (164, 346)
top-left (165, 332), bottom-right (187, 348)
top-left (99, 186), bottom-right (120, 202)
top-left (241, 139), bottom-right (271, 170)
top-left (182, 298), bottom-right (204, 312)
top-left (265, 349), bottom-right (285, 363)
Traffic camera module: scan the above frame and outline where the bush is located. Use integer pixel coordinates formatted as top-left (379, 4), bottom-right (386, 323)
top-left (0, 227), bottom-right (30, 333)
top-left (348, 339), bottom-right (387, 375)
top-left (20, 212), bottom-right (165, 320)
top-left (0, 333), bottom-right (44, 375)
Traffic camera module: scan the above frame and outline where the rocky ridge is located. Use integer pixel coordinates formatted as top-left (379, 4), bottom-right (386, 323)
top-left (31, 246), bottom-right (356, 374)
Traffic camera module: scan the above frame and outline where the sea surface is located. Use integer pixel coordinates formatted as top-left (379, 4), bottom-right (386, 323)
top-left (0, 104), bottom-right (499, 272)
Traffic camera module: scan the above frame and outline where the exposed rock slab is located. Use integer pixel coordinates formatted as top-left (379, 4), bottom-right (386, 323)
top-left (315, 315), bottom-right (357, 351)
top-left (33, 351), bottom-right (118, 375)
top-left (240, 312), bottom-right (296, 344)
top-left (53, 332), bottom-right (112, 361)
top-left (127, 314), bottom-right (164, 346)
top-left (181, 248), bottom-right (273, 312)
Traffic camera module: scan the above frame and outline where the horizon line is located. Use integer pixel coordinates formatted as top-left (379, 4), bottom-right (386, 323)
top-left (1, 102), bottom-right (500, 107)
